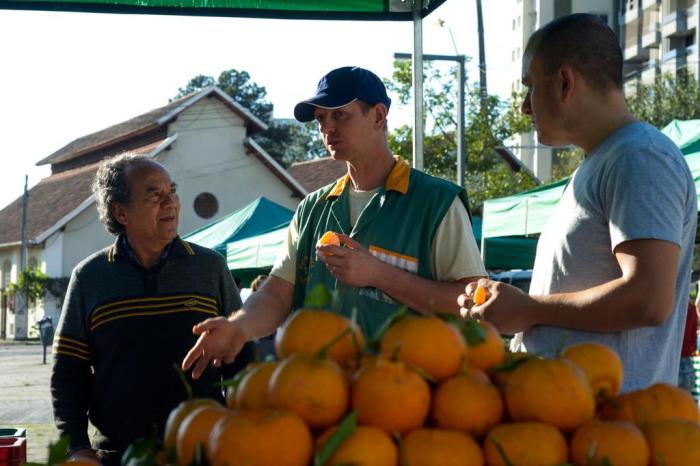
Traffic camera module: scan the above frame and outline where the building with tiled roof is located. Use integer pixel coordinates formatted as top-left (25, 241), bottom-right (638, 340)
top-left (287, 157), bottom-right (347, 193)
top-left (0, 86), bottom-right (307, 340)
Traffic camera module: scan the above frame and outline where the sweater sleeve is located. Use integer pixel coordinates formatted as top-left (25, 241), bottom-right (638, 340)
top-left (50, 269), bottom-right (93, 450)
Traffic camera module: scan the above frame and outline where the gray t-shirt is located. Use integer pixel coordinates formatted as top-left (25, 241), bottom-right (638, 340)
top-left (515, 121), bottom-right (697, 392)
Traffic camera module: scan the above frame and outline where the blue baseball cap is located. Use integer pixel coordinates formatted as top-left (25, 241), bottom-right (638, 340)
top-left (294, 66), bottom-right (392, 122)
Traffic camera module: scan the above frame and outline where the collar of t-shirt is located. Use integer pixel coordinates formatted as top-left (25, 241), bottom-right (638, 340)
top-left (120, 235), bottom-right (173, 268)
top-left (348, 186), bottom-right (380, 226)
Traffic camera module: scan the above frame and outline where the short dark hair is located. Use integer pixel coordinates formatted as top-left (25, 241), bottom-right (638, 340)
top-left (92, 153), bottom-right (152, 235)
top-left (526, 14), bottom-right (622, 92)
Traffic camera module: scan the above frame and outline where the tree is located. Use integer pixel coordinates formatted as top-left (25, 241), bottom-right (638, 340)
top-left (172, 69), bottom-right (324, 166)
top-left (627, 68), bottom-right (700, 129)
top-left (385, 60), bottom-right (536, 215)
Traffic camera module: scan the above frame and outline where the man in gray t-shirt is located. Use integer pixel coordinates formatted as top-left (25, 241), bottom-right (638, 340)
top-left (459, 14), bottom-right (697, 391)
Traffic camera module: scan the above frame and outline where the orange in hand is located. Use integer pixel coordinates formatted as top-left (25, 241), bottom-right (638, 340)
top-left (473, 285), bottom-right (487, 306)
top-left (317, 231), bottom-right (341, 247)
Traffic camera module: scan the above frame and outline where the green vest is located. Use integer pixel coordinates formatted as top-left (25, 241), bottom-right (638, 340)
top-left (292, 159), bottom-right (469, 338)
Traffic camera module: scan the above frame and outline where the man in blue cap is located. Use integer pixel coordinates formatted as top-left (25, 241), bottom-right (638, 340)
top-left (183, 66), bottom-right (485, 377)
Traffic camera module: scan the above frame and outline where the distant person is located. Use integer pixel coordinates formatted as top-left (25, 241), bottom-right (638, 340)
top-left (250, 274), bottom-right (268, 293)
top-left (51, 154), bottom-right (251, 465)
top-left (183, 66), bottom-right (486, 378)
top-left (679, 291), bottom-right (699, 396)
top-left (459, 14), bottom-right (697, 392)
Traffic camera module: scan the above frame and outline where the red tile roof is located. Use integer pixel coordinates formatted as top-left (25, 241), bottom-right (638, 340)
top-left (37, 87), bottom-right (267, 168)
top-left (0, 140), bottom-right (168, 245)
top-left (287, 157), bottom-right (347, 193)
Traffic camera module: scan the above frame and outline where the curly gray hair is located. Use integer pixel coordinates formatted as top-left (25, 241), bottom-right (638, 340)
top-left (92, 153), bottom-right (152, 235)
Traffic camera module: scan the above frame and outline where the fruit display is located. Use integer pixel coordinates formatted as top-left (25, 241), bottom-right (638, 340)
top-left (150, 308), bottom-right (699, 465)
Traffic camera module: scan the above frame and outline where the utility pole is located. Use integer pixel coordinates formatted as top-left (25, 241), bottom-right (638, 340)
top-left (16, 175), bottom-right (29, 340)
top-left (476, 0), bottom-right (488, 105)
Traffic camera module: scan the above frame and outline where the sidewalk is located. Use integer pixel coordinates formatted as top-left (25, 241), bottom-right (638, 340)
top-left (0, 341), bottom-right (57, 462)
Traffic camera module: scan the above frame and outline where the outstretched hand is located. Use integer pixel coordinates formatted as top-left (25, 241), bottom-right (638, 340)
top-left (182, 317), bottom-right (248, 379)
top-left (316, 234), bottom-right (387, 288)
top-left (457, 278), bottom-right (536, 335)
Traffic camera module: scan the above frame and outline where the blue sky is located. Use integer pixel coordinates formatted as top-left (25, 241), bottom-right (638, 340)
top-left (0, 0), bottom-right (515, 209)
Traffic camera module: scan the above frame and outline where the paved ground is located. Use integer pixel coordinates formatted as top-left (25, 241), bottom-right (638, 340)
top-left (0, 341), bottom-right (57, 463)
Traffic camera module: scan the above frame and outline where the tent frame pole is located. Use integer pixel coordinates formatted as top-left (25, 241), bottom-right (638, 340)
top-left (412, 0), bottom-right (424, 171)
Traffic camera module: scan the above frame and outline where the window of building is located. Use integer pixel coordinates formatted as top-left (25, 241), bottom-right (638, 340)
top-left (517, 15), bottom-right (521, 27)
top-left (512, 18), bottom-right (516, 30)
top-left (28, 257), bottom-right (37, 270)
top-left (194, 192), bottom-right (219, 219)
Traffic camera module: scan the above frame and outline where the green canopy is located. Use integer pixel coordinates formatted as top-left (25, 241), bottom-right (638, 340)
top-left (472, 217), bottom-right (538, 270)
top-left (0, 0), bottom-right (447, 20)
top-left (481, 177), bottom-right (569, 239)
top-left (183, 197), bottom-right (293, 255)
top-left (226, 225), bottom-right (287, 287)
top-left (661, 119), bottom-right (700, 155)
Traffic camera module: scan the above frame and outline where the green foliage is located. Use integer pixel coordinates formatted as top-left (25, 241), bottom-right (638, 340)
top-left (173, 69), bottom-right (324, 167)
top-left (627, 69), bottom-right (700, 129)
top-left (314, 410), bottom-right (358, 466)
top-left (8, 266), bottom-right (48, 303)
top-left (385, 61), bottom-right (537, 215)
top-left (172, 69), bottom-right (273, 124)
top-left (551, 147), bottom-right (584, 180)
top-left (253, 120), bottom-right (326, 166)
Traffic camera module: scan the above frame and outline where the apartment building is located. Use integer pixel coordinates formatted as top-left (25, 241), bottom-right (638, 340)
top-left (621, 0), bottom-right (699, 93)
top-left (508, 0), bottom-right (619, 181)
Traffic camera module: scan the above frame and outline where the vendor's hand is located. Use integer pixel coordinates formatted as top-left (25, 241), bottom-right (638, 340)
top-left (458, 279), bottom-right (535, 335)
top-left (316, 234), bottom-right (385, 288)
top-left (69, 448), bottom-right (100, 464)
top-left (182, 317), bottom-right (248, 379)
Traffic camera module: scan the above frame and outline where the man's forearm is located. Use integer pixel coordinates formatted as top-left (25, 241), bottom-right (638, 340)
top-left (529, 276), bottom-right (673, 332)
top-left (231, 277), bottom-right (294, 340)
top-left (373, 264), bottom-right (481, 314)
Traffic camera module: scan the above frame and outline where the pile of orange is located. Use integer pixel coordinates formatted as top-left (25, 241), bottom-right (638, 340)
top-left (165, 309), bottom-right (700, 466)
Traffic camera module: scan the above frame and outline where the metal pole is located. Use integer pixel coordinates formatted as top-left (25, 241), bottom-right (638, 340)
top-left (412, 0), bottom-right (424, 171)
top-left (16, 175), bottom-right (28, 340)
top-left (457, 56), bottom-right (466, 187)
top-left (476, 0), bottom-right (488, 102)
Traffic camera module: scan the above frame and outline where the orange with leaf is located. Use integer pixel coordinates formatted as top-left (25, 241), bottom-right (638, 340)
top-left (268, 346), bottom-right (349, 429)
top-left (275, 309), bottom-right (364, 369)
top-left (462, 320), bottom-right (506, 371)
top-left (484, 422), bottom-right (568, 466)
top-left (175, 405), bottom-right (229, 466)
top-left (316, 424), bottom-right (398, 466)
top-left (234, 360), bottom-right (279, 410)
top-left (643, 419), bottom-right (700, 466)
top-left (569, 420), bottom-right (649, 466)
top-left (351, 355), bottom-right (431, 434)
top-left (561, 341), bottom-right (623, 403)
top-left (379, 315), bottom-right (467, 381)
top-left (208, 409), bottom-right (313, 466)
top-left (600, 382), bottom-right (699, 426)
top-left (431, 367), bottom-right (503, 437)
top-left (504, 357), bottom-right (595, 431)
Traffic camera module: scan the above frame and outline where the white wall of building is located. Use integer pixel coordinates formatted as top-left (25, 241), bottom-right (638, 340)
top-left (164, 97), bottom-right (300, 236)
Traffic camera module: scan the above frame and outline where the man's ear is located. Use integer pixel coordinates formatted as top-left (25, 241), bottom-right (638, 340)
top-left (112, 202), bottom-right (128, 227)
top-left (559, 65), bottom-right (576, 102)
top-left (373, 103), bottom-right (388, 129)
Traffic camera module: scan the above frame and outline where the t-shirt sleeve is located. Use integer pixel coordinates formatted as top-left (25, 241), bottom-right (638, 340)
top-left (604, 143), bottom-right (690, 250)
top-left (431, 197), bottom-right (487, 281)
top-left (270, 214), bottom-right (299, 285)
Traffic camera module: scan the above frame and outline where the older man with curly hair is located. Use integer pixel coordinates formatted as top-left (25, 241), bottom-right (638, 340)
top-left (50, 153), bottom-right (250, 465)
